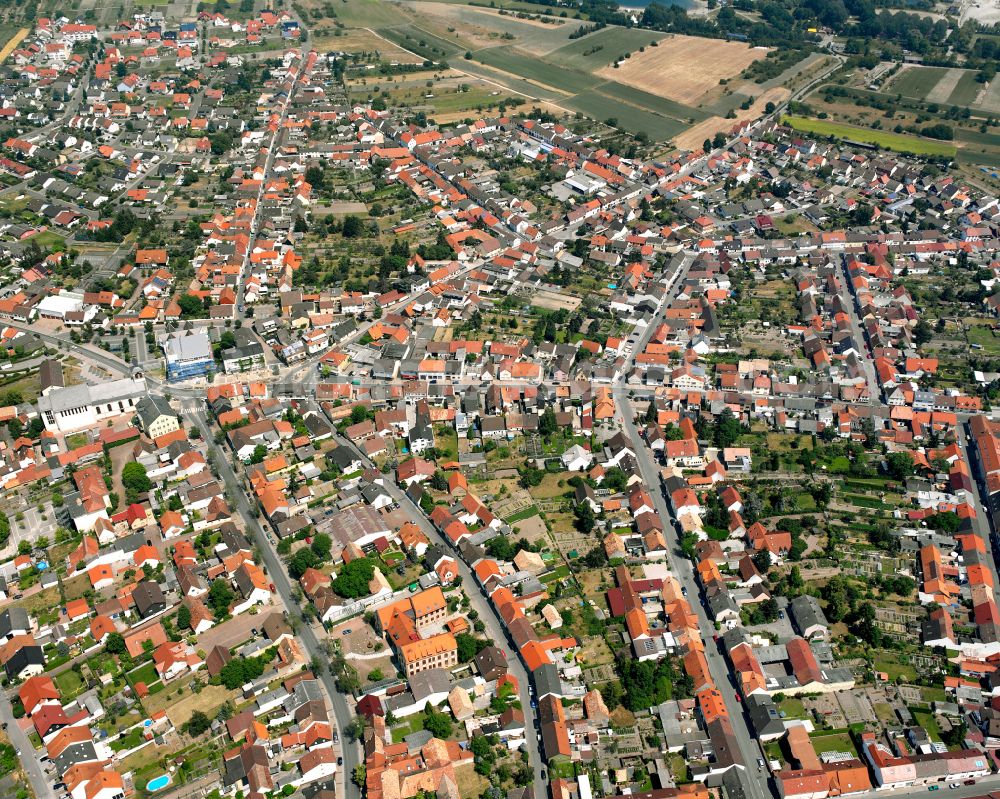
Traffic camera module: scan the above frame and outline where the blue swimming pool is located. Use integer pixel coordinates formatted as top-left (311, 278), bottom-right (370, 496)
top-left (146, 775), bottom-right (171, 792)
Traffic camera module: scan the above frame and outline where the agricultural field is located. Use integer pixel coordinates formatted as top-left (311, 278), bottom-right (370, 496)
top-left (782, 115), bottom-right (957, 157)
top-left (886, 66), bottom-right (992, 112)
top-left (399, 1), bottom-right (578, 55)
top-left (347, 72), bottom-right (518, 120)
top-left (320, 0), bottom-right (811, 144)
top-left (545, 27), bottom-right (665, 71)
top-left (312, 27), bottom-right (426, 63)
top-left (596, 34), bottom-right (768, 107)
top-left (475, 46), bottom-right (600, 94)
top-left (378, 24), bottom-right (465, 61)
top-left (0, 27), bottom-right (29, 65)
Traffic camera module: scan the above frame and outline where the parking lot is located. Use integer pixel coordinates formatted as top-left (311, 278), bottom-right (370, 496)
top-left (1, 497), bottom-right (59, 560)
top-left (197, 611), bottom-right (264, 652)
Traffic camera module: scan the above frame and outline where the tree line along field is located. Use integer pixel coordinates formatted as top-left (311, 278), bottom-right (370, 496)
top-left (782, 115), bottom-right (957, 157)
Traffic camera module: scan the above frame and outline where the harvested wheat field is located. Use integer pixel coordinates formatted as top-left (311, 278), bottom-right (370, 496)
top-left (597, 34), bottom-right (769, 106)
top-left (0, 29), bottom-right (30, 66)
top-left (675, 86), bottom-right (789, 150)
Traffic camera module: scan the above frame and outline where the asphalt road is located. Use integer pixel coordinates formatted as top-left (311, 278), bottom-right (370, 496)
top-left (0, 688), bottom-right (54, 799)
top-left (186, 403), bottom-right (358, 799)
top-left (837, 257), bottom-right (882, 401)
top-left (613, 387), bottom-right (772, 799)
top-left (323, 425), bottom-right (548, 799)
top-left (609, 249), bottom-right (772, 799)
top-left (235, 57), bottom-right (305, 309)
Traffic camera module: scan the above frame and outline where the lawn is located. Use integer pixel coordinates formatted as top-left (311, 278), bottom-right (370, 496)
top-left (766, 433), bottom-right (814, 451)
top-left (474, 46), bottom-right (599, 94)
top-left (810, 731), bottom-right (857, 757)
top-left (390, 715), bottom-right (424, 743)
top-left (909, 707), bottom-right (942, 742)
top-left (782, 115), bottom-right (957, 157)
top-left (379, 23), bottom-right (463, 59)
top-left (950, 70), bottom-right (981, 107)
top-left (597, 80), bottom-right (708, 122)
top-left (145, 683), bottom-right (234, 729)
top-left (842, 493), bottom-right (886, 509)
top-left (967, 321), bottom-right (1000, 354)
top-left (541, 564), bottom-right (570, 582)
top-left (28, 230), bottom-right (66, 249)
top-left (505, 505), bottom-right (540, 524)
top-left (54, 669), bottom-right (85, 699)
top-left (873, 702), bottom-right (898, 724)
top-left (12, 585), bottom-right (61, 617)
top-left (531, 473), bottom-right (572, 500)
top-left (455, 763), bottom-right (489, 799)
top-left (874, 652), bottom-right (918, 682)
top-left (778, 697), bottom-right (808, 719)
top-left (87, 652), bottom-right (118, 676)
top-left (795, 493), bottom-right (817, 510)
top-left (110, 728), bottom-right (145, 752)
top-left (922, 686), bottom-right (948, 704)
top-left (433, 426), bottom-right (458, 461)
top-left (567, 89), bottom-right (691, 140)
top-left (126, 662), bottom-right (159, 687)
top-left (331, 0), bottom-right (407, 28)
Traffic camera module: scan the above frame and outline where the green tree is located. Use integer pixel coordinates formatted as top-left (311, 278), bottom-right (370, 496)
top-left (712, 409), bottom-right (743, 448)
top-left (913, 319), bottom-right (934, 347)
top-left (121, 462), bottom-right (152, 502)
top-left (603, 467), bottom-right (627, 493)
top-left (342, 216), bottom-right (364, 238)
top-left (209, 131), bottom-right (233, 155)
top-left (288, 547), bottom-right (319, 579)
top-left (184, 710), bottom-right (212, 736)
top-left (310, 533), bottom-right (332, 561)
top-left (207, 579), bottom-right (235, 618)
top-left (886, 451), bottom-right (915, 481)
top-left (518, 461), bottom-right (544, 488)
top-left (332, 558), bottom-right (377, 598)
top-left (423, 705), bottom-right (452, 738)
top-left (176, 293), bottom-right (205, 318)
top-left (456, 633), bottom-right (488, 662)
top-left (574, 502), bottom-right (596, 534)
top-left (176, 603), bottom-right (192, 630)
top-left (105, 632), bottom-right (126, 655)
top-left (538, 406), bottom-right (557, 438)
